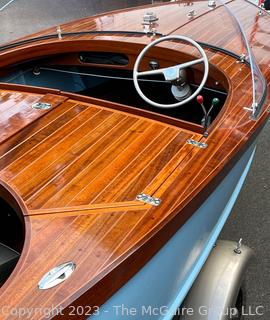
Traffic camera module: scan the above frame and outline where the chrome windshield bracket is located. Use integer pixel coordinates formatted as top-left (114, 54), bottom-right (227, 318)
top-left (187, 139), bottom-right (208, 149)
top-left (57, 26), bottom-right (62, 40)
top-left (136, 193), bottom-right (161, 206)
top-left (244, 102), bottom-right (260, 120)
top-left (237, 53), bottom-right (247, 63)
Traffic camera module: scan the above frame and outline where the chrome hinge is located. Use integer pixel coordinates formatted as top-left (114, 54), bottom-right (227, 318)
top-left (187, 139), bottom-right (208, 149)
top-left (32, 102), bottom-right (52, 110)
top-left (136, 193), bottom-right (161, 206)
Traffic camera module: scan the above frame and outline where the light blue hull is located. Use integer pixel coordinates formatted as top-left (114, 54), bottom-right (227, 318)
top-left (90, 142), bottom-right (257, 320)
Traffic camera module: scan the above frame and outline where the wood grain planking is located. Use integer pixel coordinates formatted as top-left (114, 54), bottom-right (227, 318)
top-left (116, 131), bottom-right (196, 202)
top-left (41, 119), bottom-right (155, 208)
top-left (67, 122), bottom-right (166, 206)
top-left (26, 117), bottom-right (145, 209)
top-left (0, 103), bottom-right (98, 180)
top-left (10, 110), bottom-right (113, 197)
top-left (92, 126), bottom-right (178, 204)
top-left (0, 100), bottom-right (80, 160)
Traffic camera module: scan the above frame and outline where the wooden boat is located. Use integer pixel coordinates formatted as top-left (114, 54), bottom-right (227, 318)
top-left (0, 1), bottom-right (269, 319)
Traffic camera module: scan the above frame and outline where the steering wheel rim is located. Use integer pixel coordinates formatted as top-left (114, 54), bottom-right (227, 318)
top-left (133, 35), bottom-right (209, 109)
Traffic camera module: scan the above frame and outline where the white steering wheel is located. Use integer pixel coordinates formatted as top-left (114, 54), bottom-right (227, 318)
top-left (133, 35), bottom-right (209, 109)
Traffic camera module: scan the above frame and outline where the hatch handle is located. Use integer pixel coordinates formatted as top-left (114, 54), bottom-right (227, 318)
top-left (38, 262), bottom-right (76, 290)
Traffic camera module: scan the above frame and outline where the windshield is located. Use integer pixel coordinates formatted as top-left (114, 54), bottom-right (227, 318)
top-left (0, 0), bottom-right (265, 115)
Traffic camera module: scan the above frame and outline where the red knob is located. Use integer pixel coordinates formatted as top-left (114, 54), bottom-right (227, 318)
top-left (197, 95), bottom-right (204, 105)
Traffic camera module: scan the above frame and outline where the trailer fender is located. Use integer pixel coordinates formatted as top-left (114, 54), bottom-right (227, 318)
top-left (179, 240), bottom-right (254, 320)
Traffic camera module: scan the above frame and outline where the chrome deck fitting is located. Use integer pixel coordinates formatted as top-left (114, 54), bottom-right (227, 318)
top-left (142, 12), bottom-right (159, 34)
top-left (32, 102), bottom-right (52, 110)
top-left (208, 0), bottom-right (216, 8)
top-left (38, 262), bottom-right (76, 290)
top-left (187, 9), bottom-right (196, 18)
top-left (136, 193), bottom-right (161, 206)
top-left (142, 12), bottom-right (159, 24)
top-left (187, 139), bottom-right (208, 149)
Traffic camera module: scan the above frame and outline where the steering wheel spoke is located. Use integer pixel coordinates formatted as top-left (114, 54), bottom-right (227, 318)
top-left (136, 68), bottom-right (166, 78)
top-left (177, 57), bottom-right (205, 70)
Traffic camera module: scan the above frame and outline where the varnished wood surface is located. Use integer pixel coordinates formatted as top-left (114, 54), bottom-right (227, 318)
top-left (0, 92), bottom-right (199, 213)
top-left (0, 1), bottom-right (270, 319)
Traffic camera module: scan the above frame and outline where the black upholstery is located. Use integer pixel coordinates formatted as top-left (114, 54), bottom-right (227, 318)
top-left (0, 243), bottom-right (19, 285)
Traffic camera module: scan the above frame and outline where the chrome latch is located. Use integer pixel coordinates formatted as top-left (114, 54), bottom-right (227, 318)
top-left (136, 193), bottom-right (161, 206)
top-left (187, 139), bottom-right (208, 149)
top-left (38, 262), bottom-right (76, 290)
top-left (32, 102), bottom-right (52, 110)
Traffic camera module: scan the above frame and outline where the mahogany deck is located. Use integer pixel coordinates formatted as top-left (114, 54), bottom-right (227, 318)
top-left (0, 1), bottom-right (270, 319)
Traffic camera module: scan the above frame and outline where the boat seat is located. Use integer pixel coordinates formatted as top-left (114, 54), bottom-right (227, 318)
top-left (0, 243), bottom-right (20, 285)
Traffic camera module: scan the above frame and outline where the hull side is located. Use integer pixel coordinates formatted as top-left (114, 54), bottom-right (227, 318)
top-left (90, 142), bottom-right (257, 320)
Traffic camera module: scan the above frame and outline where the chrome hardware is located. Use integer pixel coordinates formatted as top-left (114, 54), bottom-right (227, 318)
top-left (187, 10), bottom-right (196, 18)
top-left (33, 66), bottom-right (41, 76)
top-left (143, 25), bottom-right (157, 35)
top-left (136, 193), bottom-right (161, 206)
top-left (143, 12), bottom-right (159, 25)
top-left (57, 26), bottom-right (62, 40)
top-left (244, 102), bottom-right (259, 119)
top-left (32, 102), bottom-right (52, 110)
top-left (259, 3), bottom-right (265, 16)
top-left (187, 139), bottom-right (208, 149)
top-left (149, 60), bottom-right (160, 70)
top-left (244, 107), bottom-right (253, 112)
top-left (234, 238), bottom-right (243, 254)
top-left (208, 0), bottom-right (216, 8)
top-left (203, 132), bottom-right (209, 138)
top-left (142, 12), bottom-right (159, 34)
top-left (238, 53), bottom-right (247, 63)
top-left (38, 262), bottom-right (76, 290)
